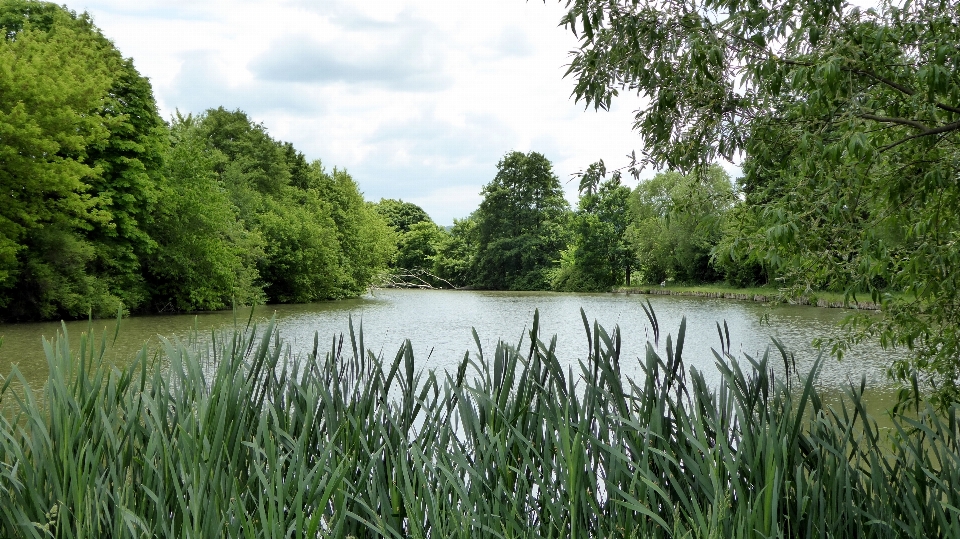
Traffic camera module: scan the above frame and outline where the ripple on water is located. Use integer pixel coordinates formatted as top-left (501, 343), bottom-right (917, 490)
top-left (0, 289), bottom-right (905, 395)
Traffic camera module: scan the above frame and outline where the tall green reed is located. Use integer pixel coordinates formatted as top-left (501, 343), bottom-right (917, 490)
top-left (0, 306), bottom-right (957, 538)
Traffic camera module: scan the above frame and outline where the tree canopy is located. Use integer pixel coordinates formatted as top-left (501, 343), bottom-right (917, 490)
top-left (373, 199), bottom-right (449, 284)
top-left (627, 166), bottom-right (734, 285)
top-left (374, 199), bottom-right (432, 234)
top-left (559, 0), bottom-right (960, 403)
top-left (0, 1), bottom-right (165, 318)
top-left (0, 1), bottom-right (394, 320)
top-left (472, 151), bottom-right (570, 290)
top-left (552, 162), bottom-right (634, 291)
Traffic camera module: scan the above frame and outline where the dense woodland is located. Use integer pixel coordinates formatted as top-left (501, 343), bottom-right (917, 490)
top-left (0, 1), bottom-right (394, 321)
top-left (0, 0), bottom-right (748, 326)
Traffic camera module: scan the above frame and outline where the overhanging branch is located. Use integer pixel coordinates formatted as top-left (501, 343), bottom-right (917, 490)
top-left (880, 120), bottom-right (960, 152)
top-left (860, 114), bottom-right (930, 130)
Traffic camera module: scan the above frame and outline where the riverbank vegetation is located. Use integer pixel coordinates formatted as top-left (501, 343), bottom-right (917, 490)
top-left (1, 314), bottom-right (958, 537)
top-left (615, 284), bottom-right (875, 310)
top-left (377, 0), bottom-right (960, 405)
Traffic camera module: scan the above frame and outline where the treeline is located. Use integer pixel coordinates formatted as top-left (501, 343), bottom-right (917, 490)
top-left (376, 151), bottom-right (759, 292)
top-left (0, 1), bottom-right (393, 321)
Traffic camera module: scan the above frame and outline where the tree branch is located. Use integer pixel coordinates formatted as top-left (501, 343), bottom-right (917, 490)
top-left (773, 63), bottom-right (960, 117)
top-left (854, 69), bottom-right (960, 116)
top-left (375, 268), bottom-right (460, 290)
top-left (854, 69), bottom-right (917, 98)
top-left (860, 113), bottom-right (930, 130)
top-left (880, 120), bottom-right (960, 152)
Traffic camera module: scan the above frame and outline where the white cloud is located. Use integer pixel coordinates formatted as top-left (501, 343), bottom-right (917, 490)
top-left (252, 39), bottom-right (447, 90)
top-left (78, 0), bottom-right (660, 225)
top-left (407, 186), bottom-right (485, 225)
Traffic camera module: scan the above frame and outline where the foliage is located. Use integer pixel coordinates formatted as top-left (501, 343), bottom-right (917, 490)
top-left (2, 313), bottom-right (960, 537)
top-left (552, 162), bottom-right (633, 291)
top-left (472, 151), bottom-right (570, 290)
top-left (148, 108), bottom-right (393, 307)
top-left (316, 167), bottom-right (396, 296)
top-left (0, 0), bottom-right (162, 319)
top-left (557, 0), bottom-right (960, 403)
top-left (374, 198), bottom-right (432, 234)
top-left (146, 115), bottom-right (264, 312)
top-left (374, 199), bottom-right (452, 287)
top-left (0, 1), bottom-right (398, 319)
top-left (710, 193), bottom-right (770, 288)
top-left (432, 216), bottom-right (476, 287)
top-left (396, 221), bottom-right (447, 276)
top-left (626, 166), bottom-right (734, 284)
top-left (83, 57), bottom-right (169, 311)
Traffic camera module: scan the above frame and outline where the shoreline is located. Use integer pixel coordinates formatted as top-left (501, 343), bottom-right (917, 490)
top-left (612, 286), bottom-right (882, 311)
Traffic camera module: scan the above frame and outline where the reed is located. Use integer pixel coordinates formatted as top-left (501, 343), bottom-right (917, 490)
top-left (0, 307), bottom-right (957, 538)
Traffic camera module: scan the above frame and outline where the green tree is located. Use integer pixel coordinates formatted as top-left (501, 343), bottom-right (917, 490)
top-left (473, 151), bottom-right (570, 290)
top-left (374, 199), bottom-right (432, 234)
top-left (433, 216), bottom-right (477, 287)
top-left (0, 0), bottom-right (163, 319)
top-left (553, 162), bottom-right (633, 291)
top-left (625, 166), bottom-right (734, 284)
top-left (710, 197), bottom-right (769, 288)
top-left (192, 109), bottom-right (338, 302)
top-left (170, 108), bottom-right (393, 304)
top-left (84, 57), bottom-right (168, 310)
top-left (146, 115), bottom-right (263, 312)
top-left (395, 222), bottom-right (446, 270)
top-left (557, 0), bottom-right (960, 403)
top-left (373, 198), bottom-right (453, 286)
top-left (310, 166), bottom-right (395, 297)
top-left (374, 199), bottom-right (451, 284)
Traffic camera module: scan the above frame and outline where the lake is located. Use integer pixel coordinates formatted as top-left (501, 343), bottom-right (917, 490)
top-left (0, 289), bottom-right (906, 406)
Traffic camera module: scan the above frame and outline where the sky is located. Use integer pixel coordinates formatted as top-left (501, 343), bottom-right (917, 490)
top-left (77, 0), bottom-right (660, 225)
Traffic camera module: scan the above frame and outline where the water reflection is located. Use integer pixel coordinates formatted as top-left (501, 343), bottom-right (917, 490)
top-left (0, 289), bottom-right (905, 395)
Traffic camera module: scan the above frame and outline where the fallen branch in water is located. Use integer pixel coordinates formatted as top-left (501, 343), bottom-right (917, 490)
top-left (374, 268), bottom-right (460, 290)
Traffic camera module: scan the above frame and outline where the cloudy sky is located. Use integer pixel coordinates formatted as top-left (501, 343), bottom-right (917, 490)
top-left (77, 0), bottom-right (656, 224)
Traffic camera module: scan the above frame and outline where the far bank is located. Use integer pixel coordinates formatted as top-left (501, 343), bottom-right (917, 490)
top-left (613, 285), bottom-right (882, 311)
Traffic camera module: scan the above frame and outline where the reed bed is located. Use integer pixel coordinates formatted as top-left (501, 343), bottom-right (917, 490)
top-left (0, 306), bottom-right (958, 538)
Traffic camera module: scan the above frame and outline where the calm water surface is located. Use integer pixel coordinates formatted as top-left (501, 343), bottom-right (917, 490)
top-left (0, 289), bottom-right (906, 398)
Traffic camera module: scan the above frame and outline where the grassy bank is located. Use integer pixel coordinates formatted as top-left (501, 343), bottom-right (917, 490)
top-left (0, 310), bottom-right (956, 537)
top-left (615, 283), bottom-right (884, 310)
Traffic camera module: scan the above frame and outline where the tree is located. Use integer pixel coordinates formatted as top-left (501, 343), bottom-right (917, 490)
top-left (146, 115), bottom-right (263, 312)
top-left (433, 216), bottom-right (477, 287)
top-left (374, 198), bottom-right (454, 286)
top-left (0, 0), bottom-right (163, 319)
top-left (473, 151), bottom-right (570, 290)
top-left (395, 222), bottom-right (446, 269)
top-left (710, 194), bottom-right (769, 288)
top-left (84, 56), bottom-right (168, 310)
top-left (557, 0), bottom-right (960, 404)
top-left (626, 166), bottom-right (734, 284)
top-left (373, 199), bottom-right (451, 284)
top-left (374, 199), bottom-right (432, 234)
top-left (553, 162), bottom-right (633, 291)
top-left (312, 166), bottom-right (395, 296)
top-left (159, 108), bottom-right (393, 305)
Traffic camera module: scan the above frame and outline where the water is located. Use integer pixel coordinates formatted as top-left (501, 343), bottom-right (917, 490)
top-left (0, 289), bottom-right (905, 397)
